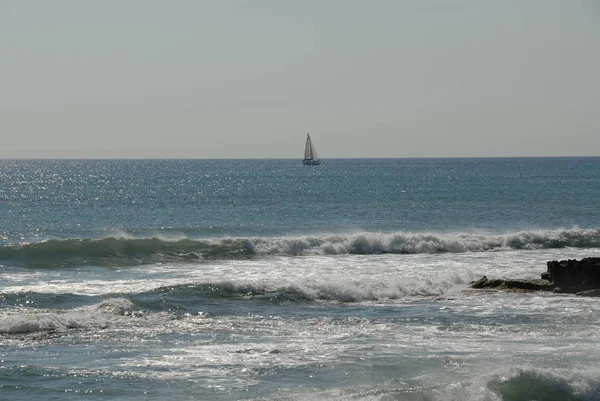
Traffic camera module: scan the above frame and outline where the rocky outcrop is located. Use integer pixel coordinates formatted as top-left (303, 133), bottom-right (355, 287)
top-left (470, 257), bottom-right (600, 296)
top-left (543, 258), bottom-right (600, 291)
top-left (470, 276), bottom-right (555, 292)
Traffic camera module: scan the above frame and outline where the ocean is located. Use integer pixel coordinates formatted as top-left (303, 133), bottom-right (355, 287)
top-left (2, 158), bottom-right (600, 400)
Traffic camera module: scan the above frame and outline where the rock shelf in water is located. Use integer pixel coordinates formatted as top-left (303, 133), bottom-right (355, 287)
top-left (470, 257), bottom-right (600, 296)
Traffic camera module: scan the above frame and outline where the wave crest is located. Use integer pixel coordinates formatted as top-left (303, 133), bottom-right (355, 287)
top-left (0, 237), bottom-right (255, 267)
top-left (2, 227), bottom-right (599, 267)
top-left (485, 366), bottom-right (600, 401)
top-left (251, 227), bottom-right (600, 255)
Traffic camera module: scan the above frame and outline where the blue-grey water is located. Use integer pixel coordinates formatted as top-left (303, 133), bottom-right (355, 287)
top-left (2, 158), bottom-right (600, 400)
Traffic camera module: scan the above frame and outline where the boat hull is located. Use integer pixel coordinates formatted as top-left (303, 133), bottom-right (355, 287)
top-left (302, 159), bottom-right (320, 165)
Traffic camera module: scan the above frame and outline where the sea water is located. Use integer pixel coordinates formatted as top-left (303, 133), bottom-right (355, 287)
top-left (2, 158), bottom-right (600, 400)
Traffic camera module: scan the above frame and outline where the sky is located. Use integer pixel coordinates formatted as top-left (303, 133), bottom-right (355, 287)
top-left (1, 0), bottom-right (599, 158)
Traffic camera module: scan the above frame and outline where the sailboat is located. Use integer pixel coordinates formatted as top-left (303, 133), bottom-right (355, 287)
top-left (302, 133), bottom-right (321, 165)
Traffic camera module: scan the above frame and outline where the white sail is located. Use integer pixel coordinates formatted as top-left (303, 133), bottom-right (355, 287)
top-left (303, 133), bottom-right (320, 165)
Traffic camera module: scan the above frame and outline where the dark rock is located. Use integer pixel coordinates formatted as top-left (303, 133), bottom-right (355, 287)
top-left (469, 276), bottom-right (554, 292)
top-left (470, 276), bottom-right (488, 288)
top-left (545, 257), bottom-right (600, 291)
top-left (503, 279), bottom-right (555, 292)
top-left (470, 257), bottom-right (600, 295)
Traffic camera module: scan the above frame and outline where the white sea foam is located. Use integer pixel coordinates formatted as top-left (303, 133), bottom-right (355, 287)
top-left (3, 246), bottom-right (600, 300)
top-left (239, 365), bottom-right (600, 401)
top-left (0, 298), bottom-right (141, 335)
top-left (0, 309), bottom-right (107, 335)
top-left (3, 228), bottom-right (600, 272)
top-left (250, 227), bottom-right (600, 255)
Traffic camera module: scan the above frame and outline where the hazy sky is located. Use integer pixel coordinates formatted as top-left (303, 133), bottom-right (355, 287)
top-left (1, 0), bottom-right (599, 158)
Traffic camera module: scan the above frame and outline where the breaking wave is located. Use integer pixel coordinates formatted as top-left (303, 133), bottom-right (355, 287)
top-left (131, 276), bottom-right (464, 305)
top-left (291, 366), bottom-right (600, 401)
top-left (0, 237), bottom-right (255, 267)
top-left (2, 227), bottom-right (600, 267)
top-left (483, 366), bottom-right (600, 401)
top-left (0, 298), bottom-right (139, 335)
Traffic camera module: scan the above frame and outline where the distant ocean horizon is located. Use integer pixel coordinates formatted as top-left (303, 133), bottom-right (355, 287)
top-left (2, 157), bottom-right (600, 400)
top-left (3, 155), bottom-right (599, 159)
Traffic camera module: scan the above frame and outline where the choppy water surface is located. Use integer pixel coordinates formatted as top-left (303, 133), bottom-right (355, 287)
top-left (2, 158), bottom-right (600, 400)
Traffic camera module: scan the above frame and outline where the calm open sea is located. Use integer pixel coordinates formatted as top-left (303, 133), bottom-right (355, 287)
top-left (2, 158), bottom-right (600, 400)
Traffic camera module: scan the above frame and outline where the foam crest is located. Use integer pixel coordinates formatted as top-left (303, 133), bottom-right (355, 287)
top-left (0, 298), bottom-right (140, 335)
top-left (145, 271), bottom-right (469, 304)
top-left (0, 310), bottom-right (105, 335)
top-left (252, 227), bottom-right (600, 256)
top-left (94, 298), bottom-right (140, 315)
top-left (2, 227), bottom-right (599, 267)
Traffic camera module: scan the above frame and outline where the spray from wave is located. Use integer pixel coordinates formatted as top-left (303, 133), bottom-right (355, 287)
top-left (2, 227), bottom-right (599, 267)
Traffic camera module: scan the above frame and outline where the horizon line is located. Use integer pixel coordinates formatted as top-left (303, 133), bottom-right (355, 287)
top-left (1, 156), bottom-right (600, 161)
